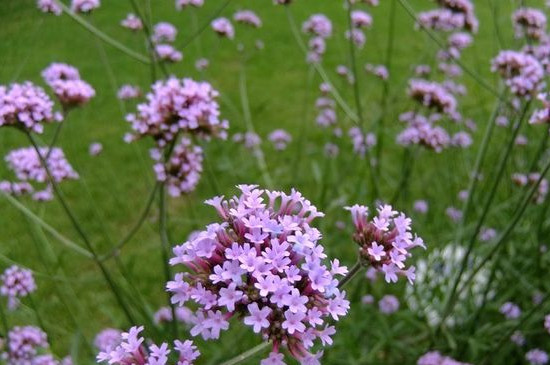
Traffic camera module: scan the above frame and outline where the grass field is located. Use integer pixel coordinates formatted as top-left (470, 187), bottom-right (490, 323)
top-left (1, 0), bottom-right (550, 364)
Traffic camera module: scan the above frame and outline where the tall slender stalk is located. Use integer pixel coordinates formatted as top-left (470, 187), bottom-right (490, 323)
top-left (26, 132), bottom-right (136, 324)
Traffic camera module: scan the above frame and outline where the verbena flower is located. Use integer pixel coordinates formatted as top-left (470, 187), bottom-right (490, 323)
top-left (529, 93), bottom-right (550, 124)
top-left (167, 185), bottom-right (350, 364)
top-left (408, 79), bottom-right (458, 117)
top-left (396, 112), bottom-right (451, 152)
top-left (500, 302), bottom-right (522, 319)
top-left (378, 295), bottom-right (399, 314)
top-left (70, 0), bottom-right (100, 13)
top-left (153, 306), bottom-right (194, 325)
top-left (125, 77), bottom-right (228, 147)
top-left (211, 18), bottom-right (235, 39)
top-left (491, 51), bottom-right (544, 98)
top-left (348, 127), bottom-right (376, 157)
top-left (346, 204), bottom-right (425, 284)
top-left (345, 29), bottom-right (366, 49)
top-left (3, 326), bottom-right (49, 363)
top-left (417, 351), bottom-right (472, 365)
top-left (234, 10), bottom-right (262, 28)
top-left (155, 44), bottom-right (183, 63)
top-left (233, 132), bottom-right (261, 150)
top-left (512, 8), bottom-right (547, 41)
top-left (175, 0), bottom-right (204, 10)
top-left (413, 200), bottom-right (429, 214)
top-left (151, 137), bottom-right (203, 197)
top-left (0, 82), bottom-right (62, 133)
top-left (94, 328), bottom-right (122, 352)
top-left (302, 14), bottom-right (332, 39)
top-left (41, 63), bottom-right (95, 109)
top-left (117, 85), bottom-right (141, 100)
top-left (152, 22), bottom-right (177, 43)
top-left (365, 64), bottom-right (389, 81)
top-left (97, 326), bottom-right (200, 365)
top-left (510, 331), bottom-right (526, 346)
top-left (268, 129), bottom-right (292, 150)
top-left (89, 142), bottom-right (103, 156)
top-left (351, 10), bottom-right (372, 29)
top-left (446, 206), bottom-right (462, 222)
top-left (37, 0), bottom-right (62, 15)
top-left (511, 172), bottom-right (548, 204)
top-left (526, 349), bottom-right (549, 365)
top-left (195, 58), bottom-right (209, 71)
top-left (1, 265), bottom-right (36, 310)
top-left (121, 13), bottom-right (143, 31)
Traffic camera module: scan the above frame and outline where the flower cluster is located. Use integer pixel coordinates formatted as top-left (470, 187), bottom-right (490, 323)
top-left (348, 127), bottom-right (376, 157)
top-left (396, 112), bottom-right (451, 152)
top-left (512, 8), bottom-right (547, 41)
top-left (152, 137), bottom-right (203, 197)
top-left (155, 44), bottom-right (183, 63)
top-left (125, 77), bottom-right (228, 147)
top-left (175, 0), bottom-right (204, 10)
top-left (195, 58), bottom-right (209, 71)
top-left (511, 172), bottom-right (549, 204)
top-left (70, 0), bottom-right (100, 13)
top-left (2, 146), bottom-right (78, 201)
top-left (37, 0), bottom-right (62, 15)
top-left (94, 328), bottom-right (122, 352)
top-left (97, 326), bottom-right (200, 365)
top-left (0, 265), bottom-right (36, 310)
top-left (42, 63), bottom-right (95, 109)
top-left (0, 82), bottom-right (62, 133)
top-left (530, 93), bottom-right (550, 124)
top-left (346, 10), bottom-right (371, 49)
top-left (233, 131), bottom-right (261, 150)
top-left (234, 10), bottom-right (262, 28)
top-left (365, 64), bottom-right (388, 81)
top-left (268, 129), bottom-right (292, 150)
top-left (418, 0), bottom-right (477, 33)
top-left (302, 14), bottom-right (332, 63)
top-left (408, 79), bottom-right (458, 117)
top-left (526, 349), bottom-right (549, 365)
top-left (153, 306), bottom-right (194, 325)
top-left (152, 22), bottom-right (177, 43)
top-left (346, 204), bottom-right (425, 284)
top-left (417, 351), bottom-right (472, 365)
top-left (314, 83), bottom-right (337, 128)
top-left (121, 13), bottom-right (143, 31)
top-left (2, 326), bottom-right (49, 363)
top-left (491, 50), bottom-right (544, 98)
top-left (500, 302), bottom-right (522, 319)
top-left (117, 84), bottom-right (141, 100)
top-left (166, 185), bottom-right (350, 364)
top-left (211, 18), bottom-right (235, 39)
top-left (378, 295), bottom-right (399, 314)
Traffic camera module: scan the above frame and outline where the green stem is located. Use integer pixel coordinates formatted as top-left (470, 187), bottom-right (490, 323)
top-left (337, 260), bottom-right (363, 289)
top-left (180, 0), bottom-right (233, 49)
top-left (54, 0), bottom-right (150, 64)
top-left (220, 342), bottom-right (272, 365)
top-left (28, 295), bottom-right (46, 335)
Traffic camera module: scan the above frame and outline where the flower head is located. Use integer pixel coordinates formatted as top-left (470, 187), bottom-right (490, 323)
top-left (1, 266), bottom-right (36, 310)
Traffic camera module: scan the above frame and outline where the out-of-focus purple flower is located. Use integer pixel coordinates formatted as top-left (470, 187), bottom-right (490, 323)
top-left (496, 115), bottom-right (509, 127)
top-left (448, 32), bottom-right (473, 51)
top-left (176, 0), bottom-right (204, 10)
top-left (195, 58), bottom-right (210, 71)
top-left (365, 64), bottom-right (389, 80)
top-left (211, 18), bottom-right (235, 39)
top-left (89, 142), bottom-right (103, 156)
top-left (5, 147), bottom-right (78, 185)
top-left (302, 14), bottom-right (332, 38)
top-left (513, 8), bottom-right (547, 41)
top-left (510, 330), bottom-right (526, 346)
top-left (415, 65), bottom-right (432, 76)
top-left (351, 10), bottom-right (372, 29)
top-left (125, 77), bottom-right (228, 147)
top-left (41, 63), bottom-right (80, 85)
top-left (348, 127), bottom-right (376, 157)
top-left (3, 326), bottom-right (49, 363)
top-left (117, 85), bottom-right (141, 100)
top-left (152, 22), bottom-right (177, 43)
top-left (152, 137), bottom-right (203, 197)
top-left (500, 302), bottom-right (521, 319)
top-left (362, 295), bottom-right (374, 305)
top-left (491, 51), bottom-right (544, 98)
top-left (526, 349), bottom-right (549, 365)
top-left (446, 206), bottom-right (462, 222)
top-left (515, 134), bottom-right (528, 146)
top-left (42, 63), bottom-right (95, 109)
top-left (417, 7), bottom-right (478, 34)
top-left (37, 0), bottom-right (62, 15)
top-left (233, 132), bottom-right (261, 150)
top-left (121, 13), bottom-right (143, 31)
top-left (94, 328), bottom-right (122, 352)
top-left (397, 112), bottom-right (451, 152)
top-left (345, 29), bottom-right (366, 48)
top-left (0, 82), bottom-right (62, 133)
top-left (346, 204), bottom-right (425, 284)
top-left (530, 93), bottom-right (550, 125)
top-left (324, 143), bottom-right (339, 158)
top-left (413, 200), bottom-right (429, 214)
top-left (167, 186), bottom-right (348, 363)
top-left (378, 295), bottom-right (399, 314)
top-left (268, 129), bottom-right (292, 150)
top-left (71, 0), bottom-right (100, 13)
top-left (512, 172), bottom-right (549, 204)
top-left (479, 227), bottom-right (497, 242)
top-left (544, 314), bottom-right (550, 334)
top-left (234, 10), bottom-right (262, 28)
top-left (417, 350), bottom-right (472, 365)
top-left (408, 79), bottom-right (458, 117)
top-left (1, 266), bottom-right (36, 310)
top-left (451, 131), bottom-right (472, 148)
top-left (155, 44), bottom-right (183, 63)
top-left (153, 306), bottom-right (194, 325)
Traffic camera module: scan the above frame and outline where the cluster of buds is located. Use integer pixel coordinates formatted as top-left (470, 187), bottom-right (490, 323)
top-left (346, 204), bottom-right (425, 284)
top-left (302, 14), bottom-right (332, 63)
top-left (512, 8), bottom-right (547, 41)
top-left (211, 18), bottom-right (235, 39)
top-left (42, 62), bottom-right (95, 109)
top-left (491, 50), bottom-right (544, 98)
top-left (511, 172), bottom-right (549, 204)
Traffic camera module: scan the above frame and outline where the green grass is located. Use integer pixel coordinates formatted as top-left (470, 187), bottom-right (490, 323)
top-left (1, 0), bottom-right (550, 363)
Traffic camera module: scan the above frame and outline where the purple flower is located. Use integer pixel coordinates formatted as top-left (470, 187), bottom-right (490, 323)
top-left (244, 303), bottom-right (272, 333)
top-left (211, 18), bottom-right (235, 39)
top-left (152, 22), bottom-right (177, 43)
top-left (175, 0), bottom-right (203, 10)
top-left (120, 13), bottom-right (143, 30)
top-left (1, 265), bottom-right (36, 309)
top-left (94, 328), bottom-right (122, 352)
top-left (491, 51), bottom-right (544, 98)
top-left (302, 14), bottom-right (332, 39)
top-left (513, 8), bottom-right (547, 41)
top-left (117, 85), bottom-right (141, 100)
top-left (526, 349), bottom-right (549, 365)
top-left (378, 295), bottom-right (399, 314)
top-left (37, 0), bottom-right (62, 15)
top-left (234, 10), bottom-right (262, 28)
top-left (499, 302), bottom-right (521, 319)
top-left (71, 0), bottom-right (100, 13)
top-left (268, 129), bottom-right (292, 150)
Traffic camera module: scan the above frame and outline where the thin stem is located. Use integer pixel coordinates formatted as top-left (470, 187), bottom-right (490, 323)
top-left (0, 301), bottom-right (9, 341)
top-left (438, 102), bottom-right (530, 328)
top-left (54, 0), bottom-right (150, 64)
top-left (220, 342), bottom-right (271, 365)
top-left (26, 132), bottom-right (136, 324)
top-left (180, 0), bottom-right (233, 49)
top-left (100, 183), bottom-right (160, 261)
top-left (28, 295), bottom-right (46, 334)
top-left (338, 260), bottom-right (363, 289)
